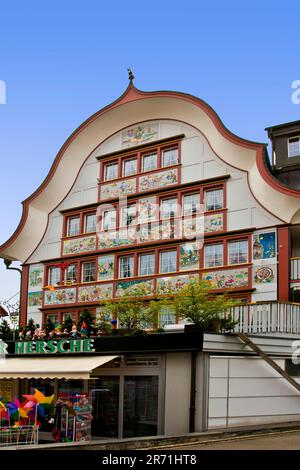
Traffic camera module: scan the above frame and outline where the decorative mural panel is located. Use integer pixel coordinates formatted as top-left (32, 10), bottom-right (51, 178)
top-left (98, 229), bottom-right (136, 249)
top-left (204, 213), bottom-right (223, 233)
top-left (122, 124), bottom-right (158, 148)
top-left (62, 236), bottom-right (96, 255)
top-left (138, 223), bottom-right (160, 243)
top-left (179, 243), bottom-right (200, 271)
top-left (139, 168), bottom-right (178, 192)
top-left (44, 288), bottom-right (76, 305)
top-left (202, 268), bottom-right (249, 289)
top-left (253, 232), bottom-right (276, 260)
top-left (100, 178), bottom-right (136, 201)
top-left (115, 279), bottom-right (155, 297)
top-left (98, 255), bottom-right (115, 280)
top-left (253, 266), bottom-right (275, 284)
top-left (138, 196), bottom-right (157, 223)
top-left (28, 291), bottom-right (43, 308)
top-left (182, 216), bottom-right (204, 239)
top-left (78, 284), bottom-right (113, 302)
top-left (157, 274), bottom-right (196, 294)
top-left (28, 264), bottom-right (44, 291)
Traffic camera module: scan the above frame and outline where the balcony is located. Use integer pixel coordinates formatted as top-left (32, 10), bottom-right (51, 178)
top-left (228, 301), bottom-right (300, 335)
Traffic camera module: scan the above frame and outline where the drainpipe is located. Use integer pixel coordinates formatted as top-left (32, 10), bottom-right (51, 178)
top-left (189, 350), bottom-right (197, 433)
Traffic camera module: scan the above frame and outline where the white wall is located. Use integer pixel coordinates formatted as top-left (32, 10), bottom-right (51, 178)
top-left (208, 356), bottom-right (300, 429)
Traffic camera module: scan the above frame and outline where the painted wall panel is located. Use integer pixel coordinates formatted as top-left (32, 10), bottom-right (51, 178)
top-left (208, 398), bottom-right (227, 418)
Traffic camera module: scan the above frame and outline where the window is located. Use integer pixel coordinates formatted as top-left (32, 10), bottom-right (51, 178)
top-left (64, 264), bottom-right (77, 283)
top-left (159, 250), bottom-right (177, 273)
top-left (204, 244), bottom-right (223, 268)
top-left (67, 216), bottom-right (80, 236)
top-left (48, 267), bottom-right (60, 286)
top-left (160, 198), bottom-right (177, 219)
top-left (82, 261), bottom-right (96, 283)
top-left (119, 255), bottom-right (134, 278)
top-left (159, 306), bottom-right (176, 328)
top-left (288, 137), bottom-right (300, 158)
top-left (120, 205), bottom-right (136, 227)
top-left (123, 158), bottom-right (137, 177)
top-left (183, 193), bottom-right (201, 215)
top-left (84, 213), bottom-right (96, 233)
top-left (139, 253), bottom-right (155, 276)
top-left (102, 208), bottom-right (116, 231)
top-left (228, 240), bottom-right (248, 265)
top-left (104, 162), bottom-right (118, 181)
top-left (162, 148), bottom-right (178, 167)
top-left (204, 188), bottom-right (223, 211)
top-left (142, 153), bottom-right (157, 172)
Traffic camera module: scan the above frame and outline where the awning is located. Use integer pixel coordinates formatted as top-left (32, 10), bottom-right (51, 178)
top-left (0, 356), bottom-right (118, 379)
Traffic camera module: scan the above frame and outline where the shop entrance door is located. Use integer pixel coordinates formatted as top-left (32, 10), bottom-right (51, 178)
top-left (123, 376), bottom-right (159, 438)
top-left (89, 377), bottom-right (119, 438)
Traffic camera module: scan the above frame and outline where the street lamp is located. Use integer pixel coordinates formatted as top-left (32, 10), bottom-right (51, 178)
top-left (3, 259), bottom-right (22, 340)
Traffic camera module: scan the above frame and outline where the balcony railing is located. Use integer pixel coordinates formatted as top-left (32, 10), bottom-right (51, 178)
top-left (227, 302), bottom-right (300, 335)
top-left (291, 257), bottom-right (300, 280)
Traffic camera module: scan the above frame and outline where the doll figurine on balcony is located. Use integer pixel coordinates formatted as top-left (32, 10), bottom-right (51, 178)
top-left (71, 323), bottom-right (79, 338)
top-left (80, 321), bottom-right (88, 338)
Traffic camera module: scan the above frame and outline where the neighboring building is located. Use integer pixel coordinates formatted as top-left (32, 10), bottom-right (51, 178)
top-left (2, 80), bottom-right (300, 441)
top-left (267, 120), bottom-right (300, 191)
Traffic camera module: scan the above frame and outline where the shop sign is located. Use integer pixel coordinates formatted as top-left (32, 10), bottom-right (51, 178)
top-left (13, 339), bottom-right (95, 355)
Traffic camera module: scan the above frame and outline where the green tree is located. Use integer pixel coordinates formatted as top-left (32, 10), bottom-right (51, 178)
top-left (99, 287), bottom-right (161, 333)
top-left (171, 279), bottom-right (238, 332)
top-left (0, 319), bottom-right (13, 340)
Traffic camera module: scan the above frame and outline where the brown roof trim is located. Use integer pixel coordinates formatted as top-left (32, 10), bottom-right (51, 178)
top-left (60, 174), bottom-right (231, 214)
top-left (95, 134), bottom-right (185, 160)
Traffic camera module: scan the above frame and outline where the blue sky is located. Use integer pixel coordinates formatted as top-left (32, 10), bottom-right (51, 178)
top-left (0, 0), bottom-right (299, 303)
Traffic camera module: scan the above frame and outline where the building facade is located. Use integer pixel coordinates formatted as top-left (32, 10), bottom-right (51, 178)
top-left (2, 81), bottom-right (300, 441)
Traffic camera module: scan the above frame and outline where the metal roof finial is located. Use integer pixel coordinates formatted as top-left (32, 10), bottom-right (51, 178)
top-left (127, 67), bottom-right (135, 82)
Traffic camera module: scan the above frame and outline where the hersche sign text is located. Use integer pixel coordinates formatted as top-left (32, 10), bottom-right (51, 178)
top-left (14, 339), bottom-right (95, 354)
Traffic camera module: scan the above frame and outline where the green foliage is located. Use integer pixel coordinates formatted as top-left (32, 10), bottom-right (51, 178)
top-left (79, 309), bottom-right (93, 331)
top-left (0, 319), bottom-right (13, 340)
top-left (26, 318), bottom-right (36, 336)
top-left (100, 287), bottom-right (162, 333)
top-left (44, 317), bottom-right (55, 335)
top-left (62, 315), bottom-right (73, 332)
top-left (171, 279), bottom-right (238, 332)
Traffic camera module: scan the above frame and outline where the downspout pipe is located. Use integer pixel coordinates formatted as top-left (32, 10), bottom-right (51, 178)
top-left (189, 350), bottom-right (197, 433)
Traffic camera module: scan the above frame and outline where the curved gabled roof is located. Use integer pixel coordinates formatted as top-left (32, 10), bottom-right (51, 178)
top-left (1, 81), bottom-right (300, 262)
